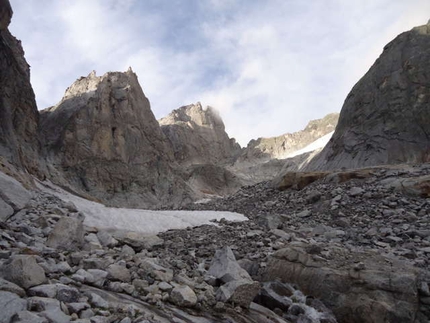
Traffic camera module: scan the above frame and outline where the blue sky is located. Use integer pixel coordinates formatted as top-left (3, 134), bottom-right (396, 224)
top-left (9, 0), bottom-right (430, 146)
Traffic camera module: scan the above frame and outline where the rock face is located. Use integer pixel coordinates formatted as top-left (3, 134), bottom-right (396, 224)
top-left (265, 245), bottom-right (423, 323)
top-left (307, 23), bottom-right (430, 171)
top-left (159, 103), bottom-right (246, 198)
top-left (239, 113), bottom-right (338, 162)
top-left (231, 113), bottom-right (338, 184)
top-left (159, 103), bottom-right (241, 166)
top-left (40, 70), bottom-right (193, 208)
top-left (0, 0), bottom-right (42, 176)
top-left (0, 171), bottom-right (31, 221)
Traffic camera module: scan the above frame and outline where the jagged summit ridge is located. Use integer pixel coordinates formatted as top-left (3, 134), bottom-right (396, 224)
top-left (159, 102), bottom-right (241, 166)
top-left (238, 113), bottom-right (339, 162)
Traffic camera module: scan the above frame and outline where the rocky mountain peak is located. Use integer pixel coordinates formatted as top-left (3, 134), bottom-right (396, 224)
top-left (40, 69), bottom-right (192, 208)
top-left (60, 69), bottom-right (138, 103)
top-left (159, 103), bottom-right (241, 167)
top-left (159, 102), bottom-right (225, 131)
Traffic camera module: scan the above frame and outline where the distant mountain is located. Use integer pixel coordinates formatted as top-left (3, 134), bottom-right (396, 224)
top-left (159, 102), bottom-right (241, 167)
top-left (306, 21), bottom-right (430, 170)
top-left (238, 113), bottom-right (338, 163)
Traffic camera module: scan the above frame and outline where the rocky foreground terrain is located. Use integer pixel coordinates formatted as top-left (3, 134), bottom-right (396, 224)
top-left (0, 163), bottom-right (429, 323)
top-left (1, 0), bottom-right (430, 322)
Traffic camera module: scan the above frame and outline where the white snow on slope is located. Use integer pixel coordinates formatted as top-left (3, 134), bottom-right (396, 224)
top-left (36, 181), bottom-right (247, 235)
top-left (286, 131), bottom-right (334, 158)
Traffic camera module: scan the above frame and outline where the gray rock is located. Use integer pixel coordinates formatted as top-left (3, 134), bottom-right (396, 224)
top-left (216, 279), bottom-right (261, 308)
top-left (88, 292), bottom-right (109, 309)
top-left (56, 284), bottom-right (80, 303)
top-left (114, 231), bottom-right (164, 251)
top-left (28, 297), bottom-right (60, 312)
top-left (0, 197), bottom-right (13, 222)
top-left (0, 277), bottom-right (25, 297)
top-left (0, 163), bottom-right (32, 212)
top-left (96, 231), bottom-right (117, 248)
top-left (46, 217), bottom-right (84, 251)
top-left (87, 269), bottom-right (108, 287)
top-left (107, 264), bottom-right (131, 282)
top-left (0, 291), bottom-right (27, 323)
top-left (207, 246), bottom-right (252, 283)
top-left (28, 284), bottom-right (58, 298)
top-left (265, 245), bottom-right (422, 323)
top-left (120, 244), bottom-right (135, 257)
top-left (0, 255), bottom-right (46, 289)
top-left (40, 308), bottom-right (71, 323)
top-left (170, 285), bottom-right (197, 307)
top-left (349, 187), bottom-right (364, 197)
top-left (254, 281), bottom-right (294, 312)
top-left (10, 311), bottom-right (48, 323)
top-left (139, 258), bottom-right (173, 282)
top-left (66, 302), bottom-right (90, 314)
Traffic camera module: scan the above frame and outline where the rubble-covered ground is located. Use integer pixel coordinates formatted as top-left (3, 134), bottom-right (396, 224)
top-left (0, 163), bottom-right (429, 322)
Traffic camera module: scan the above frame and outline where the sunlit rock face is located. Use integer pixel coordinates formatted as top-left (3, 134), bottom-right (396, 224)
top-left (40, 69), bottom-right (194, 208)
top-left (229, 113), bottom-right (338, 184)
top-left (159, 102), bottom-right (241, 167)
top-left (238, 113), bottom-right (339, 163)
top-left (307, 22), bottom-right (430, 171)
top-left (159, 103), bottom-right (243, 197)
top-left (0, 0), bottom-right (42, 176)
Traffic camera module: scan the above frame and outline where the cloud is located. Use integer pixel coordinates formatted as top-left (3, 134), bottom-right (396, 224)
top-left (8, 0), bottom-right (430, 146)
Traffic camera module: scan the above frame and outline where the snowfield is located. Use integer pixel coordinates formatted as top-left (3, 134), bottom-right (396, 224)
top-left (286, 131), bottom-right (334, 158)
top-left (36, 181), bottom-right (247, 234)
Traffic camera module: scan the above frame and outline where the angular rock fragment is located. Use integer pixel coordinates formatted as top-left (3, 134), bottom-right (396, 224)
top-left (46, 217), bottom-right (84, 251)
top-left (0, 255), bottom-right (46, 289)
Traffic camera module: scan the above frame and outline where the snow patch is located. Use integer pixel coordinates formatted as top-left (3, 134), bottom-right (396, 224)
top-left (36, 181), bottom-right (247, 235)
top-left (285, 131), bottom-right (334, 158)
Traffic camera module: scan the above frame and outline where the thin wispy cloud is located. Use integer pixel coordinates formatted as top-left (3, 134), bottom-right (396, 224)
top-left (9, 0), bottom-right (430, 146)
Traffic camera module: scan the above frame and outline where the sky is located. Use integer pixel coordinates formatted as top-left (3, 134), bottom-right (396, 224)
top-left (9, 0), bottom-right (430, 146)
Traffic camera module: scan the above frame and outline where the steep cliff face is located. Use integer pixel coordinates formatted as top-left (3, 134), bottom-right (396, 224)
top-left (41, 70), bottom-right (193, 208)
top-left (307, 22), bottom-right (430, 171)
top-left (0, 0), bottom-right (42, 176)
top-left (159, 103), bottom-right (241, 167)
top-left (238, 113), bottom-right (338, 163)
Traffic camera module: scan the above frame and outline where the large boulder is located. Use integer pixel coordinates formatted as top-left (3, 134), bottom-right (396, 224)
top-left (169, 285), bottom-right (197, 307)
top-left (306, 22), bottom-right (430, 171)
top-left (264, 244), bottom-right (428, 323)
top-left (216, 279), bottom-right (261, 308)
top-left (0, 171), bottom-right (32, 229)
top-left (0, 291), bottom-right (27, 323)
top-left (40, 69), bottom-right (193, 208)
top-left (46, 217), bottom-right (84, 251)
top-left (0, 255), bottom-right (46, 289)
top-left (207, 246), bottom-right (253, 283)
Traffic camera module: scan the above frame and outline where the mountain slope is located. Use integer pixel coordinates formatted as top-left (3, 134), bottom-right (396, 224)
top-left (306, 22), bottom-right (430, 170)
top-left (0, 0), bottom-right (42, 177)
